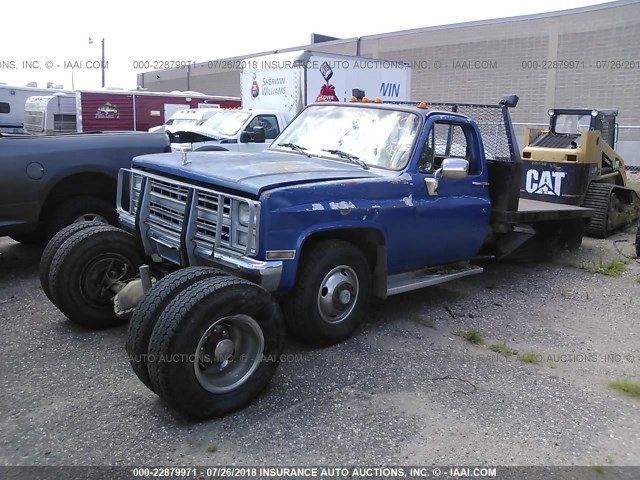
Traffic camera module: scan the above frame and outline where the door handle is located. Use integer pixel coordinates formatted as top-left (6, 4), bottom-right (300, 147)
top-left (472, 181), bottom-right (490, 187)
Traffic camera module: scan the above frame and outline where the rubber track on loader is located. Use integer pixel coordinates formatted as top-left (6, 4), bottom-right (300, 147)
top-left (582, 182), bottom-right (614, 238)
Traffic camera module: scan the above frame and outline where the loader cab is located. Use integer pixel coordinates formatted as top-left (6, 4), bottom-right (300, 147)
top-left (548, 108), bottom-right (618, 149)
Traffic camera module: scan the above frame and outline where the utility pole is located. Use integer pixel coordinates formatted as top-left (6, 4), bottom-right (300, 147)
top-left (89, 37), bottom-right (106, 88)
top-left (101, 38), bottom-right (106, 88)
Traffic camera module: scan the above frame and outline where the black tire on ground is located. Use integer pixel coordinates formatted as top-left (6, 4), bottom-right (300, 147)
top-left (126, 266), bottom-right (228, 394)
top-left (48, 226), bottom-right (144, 328)
top-left (147, 276), bottom-right (284, 419)
top-left (46, 196), bottom-right (118, 239)
top-left (284, 239), bottom-right (372, 346)
top-left (39, 221), bottom-right (118, 305)
top-left (636, 220), bottom-right (640, 258)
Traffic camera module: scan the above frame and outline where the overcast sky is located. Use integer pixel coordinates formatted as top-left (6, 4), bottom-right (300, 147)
top-left (2, 0), bottom-right (608, 90)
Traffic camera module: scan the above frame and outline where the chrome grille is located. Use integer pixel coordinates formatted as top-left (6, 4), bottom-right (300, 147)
top-left (119, 170), bottom-right (260, 262)
top-left (194, 192), bottom-right (233, 250)
top-left (150, 178), bottom-right (189, 202)
top-left (146, 179), bottom-right (189, 239)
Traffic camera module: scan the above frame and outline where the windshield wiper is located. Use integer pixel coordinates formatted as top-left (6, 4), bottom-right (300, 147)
top-left (322, 149), bottom-right (369, 170)
top-left (277, 143), bottom-right (310, 157)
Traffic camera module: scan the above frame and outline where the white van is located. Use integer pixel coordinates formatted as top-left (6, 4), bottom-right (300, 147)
top-left (149, 107), bottom-right (221, 133)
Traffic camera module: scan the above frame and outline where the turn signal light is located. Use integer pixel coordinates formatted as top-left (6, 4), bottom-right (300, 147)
top-left (522, 151), bottom-right (532, 158)
top-left (566, 154), bottom-right (577, 161)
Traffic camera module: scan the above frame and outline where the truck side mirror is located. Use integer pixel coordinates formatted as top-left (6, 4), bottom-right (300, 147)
top-left (240, 126), bottom-right (266, 144)
top-left (441, 158), bottom-right (469, 180)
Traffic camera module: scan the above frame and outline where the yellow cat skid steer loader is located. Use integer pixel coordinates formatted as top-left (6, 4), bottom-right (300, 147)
top-left (520, 108), bottom-right (640, 238)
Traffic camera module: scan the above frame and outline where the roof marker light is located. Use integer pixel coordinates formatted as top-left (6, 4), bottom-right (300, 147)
top-left (418, 101), bottom-right (428, 109)
top-left (350, 96), bottom-right (358, 102)
top-left (374, 97), bottom-right (382, 103)
top-left (362, 97), bottom-right (370, 103)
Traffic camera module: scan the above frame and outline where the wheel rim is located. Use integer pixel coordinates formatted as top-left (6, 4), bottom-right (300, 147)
top-left (74, 213), bottom-right (109, 223)
top-left (317, 265), bottom-right (359, 324)
top-left (194, 314), bottom-right (264, 394)
top-left (79, 253), bottom-right (134, 307)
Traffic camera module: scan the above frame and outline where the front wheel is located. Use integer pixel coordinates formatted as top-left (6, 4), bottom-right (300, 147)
top-left (285, 240), bottom-right (372, 346)
top-left (635, 220), bottom-right (640, 257)
top-left (48, 226), bottom-right (144, 328)
top-left (147, 276), bottom-right (284, 419)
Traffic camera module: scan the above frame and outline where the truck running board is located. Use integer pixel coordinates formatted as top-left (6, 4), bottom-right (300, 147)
top-left (386, 264), bottom-right (483, 296)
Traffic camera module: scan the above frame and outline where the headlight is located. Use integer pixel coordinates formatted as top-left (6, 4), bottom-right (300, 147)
top-left (132, 173), bottom-right (143, 191)
top-left (238, 202), bottom-right (250, 226)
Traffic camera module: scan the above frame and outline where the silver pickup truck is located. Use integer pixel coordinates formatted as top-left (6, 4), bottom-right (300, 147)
top-left (0, 131), bottom-right (170, 242)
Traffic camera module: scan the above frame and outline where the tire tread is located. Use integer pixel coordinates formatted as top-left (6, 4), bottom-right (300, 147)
top-left (125, 266), bottom-right (227, 392)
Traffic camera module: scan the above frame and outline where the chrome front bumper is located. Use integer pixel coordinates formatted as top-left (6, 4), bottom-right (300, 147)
top-left (212, 249), bottom-right (282, 291)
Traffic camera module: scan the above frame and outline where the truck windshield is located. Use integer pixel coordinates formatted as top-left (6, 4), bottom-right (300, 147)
top-left (271, 105), bottom-right (420, 170)
top-left (200, 110), bottom-right (251, 137)
top-left (554, 114), bottom-right (591, 134)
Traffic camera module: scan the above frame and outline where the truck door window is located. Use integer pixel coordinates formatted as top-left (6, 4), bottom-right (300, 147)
top-left (419, 122), bottom-right (478, 175)
top-left (247, 115), bottom-right (280, 139)
top-left (0, 102), bottom-right (10, 114)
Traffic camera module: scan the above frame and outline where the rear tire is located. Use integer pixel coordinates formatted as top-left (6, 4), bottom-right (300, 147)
top-left (635, 220), bottom-right (640, 258)
top-left (46, 196), bottom-right (117, 239)
top-left (48, 226), bottom-right (144, 328)
top-left (285, 240), bottom-right (372, 346)
top-left (40, 221), bottom-right (117, 305)
top-left (147, 276), bottom-right (284, 419)
top-left (126, 266), bottom-right (228, 393)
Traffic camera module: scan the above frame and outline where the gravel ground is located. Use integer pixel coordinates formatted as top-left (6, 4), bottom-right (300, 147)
top-left (0, 227), bottom-right (638, 467)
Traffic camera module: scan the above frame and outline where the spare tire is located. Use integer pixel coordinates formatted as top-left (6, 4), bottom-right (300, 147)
top-left (147, 276), bottom-right (284, 419)
top-left (40, 221), bottom-right (118, 305)
top-left (126, 266), bottom-right (228, 393)
top-left (48, 226), bottom-right (144, 328)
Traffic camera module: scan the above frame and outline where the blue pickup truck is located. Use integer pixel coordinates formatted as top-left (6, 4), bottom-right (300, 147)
top-left (41, 96), bottom-right (593, 418)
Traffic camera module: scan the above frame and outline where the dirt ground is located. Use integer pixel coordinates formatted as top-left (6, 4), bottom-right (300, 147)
top-left (0, 226), bottom-right (638, 468)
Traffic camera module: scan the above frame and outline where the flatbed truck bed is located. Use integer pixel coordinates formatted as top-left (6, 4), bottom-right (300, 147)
top-left (495, 198), bottom-right (594, 224)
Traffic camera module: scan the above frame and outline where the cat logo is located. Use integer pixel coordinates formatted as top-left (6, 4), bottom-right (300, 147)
top-left (525, 169), bottom-right (566, 196)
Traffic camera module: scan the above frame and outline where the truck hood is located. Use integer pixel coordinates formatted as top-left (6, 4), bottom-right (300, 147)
top-left (167, 125), bottom-right (222, 140)
top-left (132, 151), bottom-right (381, 195)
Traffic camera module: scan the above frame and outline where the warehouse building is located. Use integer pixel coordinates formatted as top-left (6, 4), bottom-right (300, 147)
top-left (138, 0), bottom-right (640, 163)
